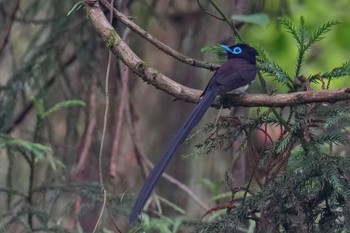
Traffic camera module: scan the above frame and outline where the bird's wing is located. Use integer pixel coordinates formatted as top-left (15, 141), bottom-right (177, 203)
top-left (213, 59), bottom-right (257, 94)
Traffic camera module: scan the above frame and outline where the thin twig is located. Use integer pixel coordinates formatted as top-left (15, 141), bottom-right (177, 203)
top-left (196, 0), bottom-right (224, 20)
top-left (93, 0), bottom-right (115, 231)
top-left (76, 77), bottom-right (97, 177)
top-left (0, 0), bottom-right (20, 55)
top-left (13, 16), bottom-right (59, 24)
top-left (107, 206), bottom-right (122, 233)
top-left (73, 77), bottom-right (98, 230)
top-left (99, 0), bottom-right (219, 70)
top-left (100, 1), bottom-right (124, 232)
top-left (206, 0), bottom-right (243, 41)
top-left (243, 142), bottom-right (264, 203)
top-left (92, 189), bottom-right (107, 233)
top-left (109, 28), bottom-right (131, 178)
top-left (97, 48), bottom-right (110, 189)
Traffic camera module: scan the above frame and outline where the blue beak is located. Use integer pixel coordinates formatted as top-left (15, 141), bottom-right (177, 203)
top-left (219, 44), bottom-right (232, 53)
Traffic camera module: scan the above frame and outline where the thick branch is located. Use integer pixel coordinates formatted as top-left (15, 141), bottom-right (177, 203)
top-left (224, 88), bottom-right (350, 107)
top-left (85, 1), bottom-right (350, 107)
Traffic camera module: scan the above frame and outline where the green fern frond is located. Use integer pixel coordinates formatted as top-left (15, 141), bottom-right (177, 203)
top-left (294, 17), bottom-right (308, 77)
top-left (322, 61), bottom-right (350, 78)
top-left (257, 47), bottom-right (293, 87)
top-left (0, 137), bottom-right (51, 156)
top-left (280, 18), bottom-right (300, 44)
top-left (307, 20), bottom-right (341, 47)
top-left (317, 107), bottom-right (350, 128)
top-left (265, 115), bottom-right (286, 125)
top-left (258, 61), bottom-right (293, 88)
top-left (275, 134), bottom-right (293, 153)
top-left (256, 47), bottom-right (269, 61)
top-left (317, 133), bottom-right (349, 146)
top-left (31, 97), bottom-right (45, 119)
top-left (201, 44), bottom-right (227, 63)
top-left (43, 99), bottom-right (86, 119)
top-left (328, 174), bottom-right (345, 193)
top-left (280, 17), bottom-right (340, 79)
top-left (309, 61), bottom-right (350, 82)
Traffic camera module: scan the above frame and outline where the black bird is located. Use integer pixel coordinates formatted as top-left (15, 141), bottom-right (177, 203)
top-left (129, 43), bottom-right (258, 223)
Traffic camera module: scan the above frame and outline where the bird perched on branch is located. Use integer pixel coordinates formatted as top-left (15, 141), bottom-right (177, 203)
top-left (129, 43), bottom-right (258, 223)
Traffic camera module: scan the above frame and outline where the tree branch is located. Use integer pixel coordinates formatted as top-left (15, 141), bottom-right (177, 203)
top-left (223, 88), bottom-right (350, 107)
top-left (85, 1), bottom-right (350, 107)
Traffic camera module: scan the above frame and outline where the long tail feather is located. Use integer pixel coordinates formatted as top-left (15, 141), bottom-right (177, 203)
top-left (129, 91), bottom-right (217, 223)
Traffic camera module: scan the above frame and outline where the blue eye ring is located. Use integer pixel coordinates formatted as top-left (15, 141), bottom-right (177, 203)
top-left (233, 47), bottom-right (242, 54)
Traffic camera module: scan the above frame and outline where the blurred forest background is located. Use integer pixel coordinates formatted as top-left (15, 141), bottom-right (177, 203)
top-left (0, 0), bottom-right (350, 232)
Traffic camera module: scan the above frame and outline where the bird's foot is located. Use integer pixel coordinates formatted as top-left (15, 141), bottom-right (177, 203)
top-left (221, 92), bottom-right (247, 108)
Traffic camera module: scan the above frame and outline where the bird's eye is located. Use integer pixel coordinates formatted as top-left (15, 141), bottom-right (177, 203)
top-left (233, 47), bottom-right (242, 54)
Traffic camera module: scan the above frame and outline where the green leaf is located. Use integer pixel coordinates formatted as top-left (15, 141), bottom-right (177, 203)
top-left (76, 223), bottom-right (84, 233)
top-left (321, 61), bottom-right (350, 79)
top-left (257, 47), bottom-right (293, 88)
top-left (279, 18), bottom-right (299, 43)
top-left (195, 178), bottom-right (216, 192)
top-left (258, 61), bottom-right (293, 88)
top-left (0, 137), bottom-right (64, 171)
top-left (201, 44), bottom-right (226, 64)
top-left (280, 17), bottom-right (341, 79)
top-left (318, 133), bottom-right (349, 146)
top-left (158, 196), bottom-right (186, 214)
top-left (31, 96), bottom-right (45, 119)
top-left (46, 152), bottom-right (66, 171)
top-left (0, 138), bottom-right (51, 156)
top-left (201, 44), bottom-right (221, 54)
top-left (307, 20), bottom-right (341, 46)
top-left (43, 99), bottom-right (86, 119)
top-left (329, 174), bottom-right (345, 193)
top-left (232, 13), bottom-right (270, 26)
top-left (211, 192), bottom-right (232, 201)
top-left (141, 214), bottom-right (184, 233)
top-left (316, 107), bottom-right (350, 128)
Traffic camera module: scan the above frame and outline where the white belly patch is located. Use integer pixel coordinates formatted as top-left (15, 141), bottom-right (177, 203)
top-left (228, 84), bottom-right (249, 94)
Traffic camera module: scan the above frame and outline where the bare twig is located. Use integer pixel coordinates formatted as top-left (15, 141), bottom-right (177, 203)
top-left (206, 0), bottom-right (243, 41)
top-left (196, 0), bottom-right (224, 20)
top-left (92, 189), bottom-right (107, 233)
top-left (99, 0), bottom-right (219, 70)
top-left (109, 28), bottom-right (131, 178)
top-left (107, 205), bottom-right (122, 233)
top-left (93, 0), bottom-right (114, 232)
top-left (76, 76), bottom-right (97, 177)
top-left (72, 77), bottom-right (98, 230)
top-left (95, 1), bottom-right (124, 232)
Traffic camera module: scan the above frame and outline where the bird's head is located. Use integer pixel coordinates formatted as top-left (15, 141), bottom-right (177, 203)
top-left (220, 43), bottom-right (258, 64)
